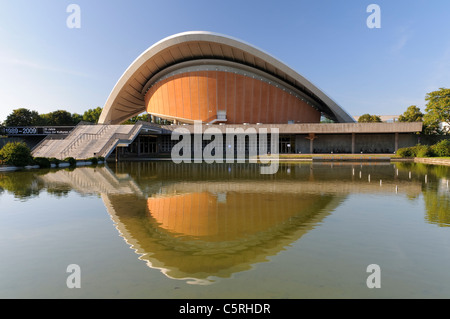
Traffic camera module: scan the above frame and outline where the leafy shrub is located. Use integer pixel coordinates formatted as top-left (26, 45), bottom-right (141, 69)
top-left (0, 142), bottom-right (33, 167)
top-left (396, 147), bottom-right (413, 157)
top-left (397, 141), bottom-right (450, 158)
top-left (430, 139), bottom-right (450, 157)
top-left (409, 146), bottom-right (420, 157)
top-left (86, 157), bottom-right (98, 165)
top-left (415, 145), bottom-right (434, 158)
top-left (33, 157), bottom-right (51, 168)
top-left (49, 157), bottom-right (60, 166)
top-left (64, 157), bottom-right (77, 167)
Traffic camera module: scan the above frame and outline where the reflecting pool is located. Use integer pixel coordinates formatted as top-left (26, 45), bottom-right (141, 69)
top-left (0, 161), bottom-right (449, 298)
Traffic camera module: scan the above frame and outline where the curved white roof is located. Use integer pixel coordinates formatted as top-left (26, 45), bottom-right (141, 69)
top-left (98, 31), bottom-right (354, 124)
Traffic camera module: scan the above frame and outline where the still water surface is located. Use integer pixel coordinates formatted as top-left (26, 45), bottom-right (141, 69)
top-left (0, 161), bottom-right (449, 298)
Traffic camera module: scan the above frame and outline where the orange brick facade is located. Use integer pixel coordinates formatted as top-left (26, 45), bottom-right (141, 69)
top-left (144, 70), bottom-right (321, 124)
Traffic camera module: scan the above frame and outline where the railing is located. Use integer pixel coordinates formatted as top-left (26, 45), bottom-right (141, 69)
top-left (94, 137), bottom-right (122, 159)
top-left (96, 124), bottom-right (110, 135)
top-left (34, 121), bottom-right (157, 159)
top-left (33, 121), bottom-right (93, 155)
top-left (60, 133), bottom-right (99, 158)
top-left (59, 125), bottom-right (111, 159)
top-left (94, 123), bottom-right (144, 158)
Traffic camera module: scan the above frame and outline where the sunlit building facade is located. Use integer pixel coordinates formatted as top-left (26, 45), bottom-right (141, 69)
top-left (98, 31), bottom-right (355, 125)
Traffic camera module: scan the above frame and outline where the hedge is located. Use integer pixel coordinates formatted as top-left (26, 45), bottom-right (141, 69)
top-left (397, 140), bottom-right (450, 158)
top-left (63, 157), bottom-right (77, 167)
top-left (86, 157), bottom-right (98, 165)
top-left (33, 157), bottom-right (51, 168)
top-left (0, 141), bottom-right (106, 168)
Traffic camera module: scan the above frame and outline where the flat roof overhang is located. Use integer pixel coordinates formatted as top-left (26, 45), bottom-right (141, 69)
top-left (99, 31), bottom-right (355, 125)
top-left (157, 122), bottom-right (423, 134)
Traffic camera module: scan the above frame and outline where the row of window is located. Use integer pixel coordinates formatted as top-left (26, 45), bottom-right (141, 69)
top-left (126, 135), bottom-right (294, 154)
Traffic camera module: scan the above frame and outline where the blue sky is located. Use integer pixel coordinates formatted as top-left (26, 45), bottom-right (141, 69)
top-left (0, 0), bottom-right (449, 123)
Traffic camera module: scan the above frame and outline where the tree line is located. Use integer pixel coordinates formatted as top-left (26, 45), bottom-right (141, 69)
top-left (1, 107), bottom-right (103, 127)
top-left (0, 107), bottom-right (154, 128)
top-left (2, 88), bottom-right (449, 135)
top-left (358, 88), bottom-right (450, 135)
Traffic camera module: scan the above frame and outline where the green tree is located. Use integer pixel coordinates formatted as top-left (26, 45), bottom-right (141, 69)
top-left (0, 141), bottom-right (33, 167)
top-left (40, 110), bottom-right (76, 125)
top-left (71, 113), bottom-right (83, 125)
top-left (423, 88), bottom-right (450, 135)
top-left (4, 108), bottom-right (44, 126)
top-left (398, 105), bottom-right (423, 122)
top-left (122, 113), bottom-right (150, 124)
top-left (82, 107), bottom-right (103, 123)
top-left (320, 115), bottom-right (335, 123)
top-left (357, 113), bottom-right (382, 123)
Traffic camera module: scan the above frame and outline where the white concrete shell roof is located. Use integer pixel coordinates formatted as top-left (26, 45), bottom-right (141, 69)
top-left (98, 31), bottom-right (355, 124)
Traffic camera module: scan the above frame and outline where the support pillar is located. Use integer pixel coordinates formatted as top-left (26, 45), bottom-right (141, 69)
top-left (351, 133), bottom-right (355, 154)
top-left (305, 133), bottom-right (317, 154)
top-left (394, 132), bottom-right (399, 153)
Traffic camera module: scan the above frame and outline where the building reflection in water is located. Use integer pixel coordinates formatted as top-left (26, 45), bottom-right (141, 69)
top-left (103, 189), bottom-right (340, 284)
top-left (31, 161), bottom-right (448, 284)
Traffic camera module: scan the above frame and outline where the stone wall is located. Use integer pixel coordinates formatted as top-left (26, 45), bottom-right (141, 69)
top-left (295, 133), bottom-right (420, 154)
top-left (414, 157), bottom-right (450, 166)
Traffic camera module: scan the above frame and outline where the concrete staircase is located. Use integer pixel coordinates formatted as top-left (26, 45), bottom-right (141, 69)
top-left (36, 166), bottom-right (145, 196)
top-left (32, 121), bottom-right (158, 160)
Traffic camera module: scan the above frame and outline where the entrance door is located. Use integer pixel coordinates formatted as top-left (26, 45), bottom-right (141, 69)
top-left (279, 137), bottom-right (293, 154)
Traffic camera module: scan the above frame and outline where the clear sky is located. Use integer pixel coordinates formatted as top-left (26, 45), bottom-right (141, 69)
top-left (1, 0), bottom-right (449, 123)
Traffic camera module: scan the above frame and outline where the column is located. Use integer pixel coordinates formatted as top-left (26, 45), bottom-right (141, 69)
top-left (305, 133), bottom-right (316, 154)
top-left (394, 132), bottom-right (399, 152)
top-left (351, 133), bottom-right (355, 154)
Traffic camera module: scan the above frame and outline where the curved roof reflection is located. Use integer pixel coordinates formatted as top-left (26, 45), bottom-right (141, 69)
top-left (103, 190), bottom-right (343, 284)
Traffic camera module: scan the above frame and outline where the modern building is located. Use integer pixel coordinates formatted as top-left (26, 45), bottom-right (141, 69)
top-left (98, 31), bottom-right (355, 125)
top-left (19, 31), bottom-right (423, 160)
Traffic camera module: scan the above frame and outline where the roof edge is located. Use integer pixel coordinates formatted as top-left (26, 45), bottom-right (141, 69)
top-left (99, 31), bottom-right (355, 124)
